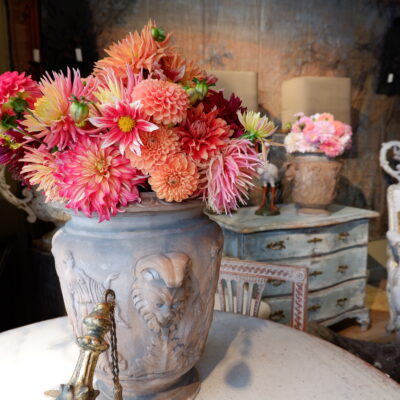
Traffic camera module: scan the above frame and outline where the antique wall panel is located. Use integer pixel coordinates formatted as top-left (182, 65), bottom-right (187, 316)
top-left (86, 0), bottom-right (400, 238)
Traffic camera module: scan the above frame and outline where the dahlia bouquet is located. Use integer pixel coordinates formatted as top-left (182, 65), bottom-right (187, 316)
top-left (0, 21), bottom-right (268, 221)
top-left (284, 112), bottom-right (352, 158)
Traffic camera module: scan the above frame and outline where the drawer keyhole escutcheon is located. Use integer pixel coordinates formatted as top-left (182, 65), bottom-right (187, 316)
top-left (266, 240), bottom-right (286, 250)
top-left (307, 237), bottom-right (323, 244)
top-left (308, 304), bottom-right (321, 312)
top-left (338, 232), bottom-right (349, 241)
top-left (309, 271), bottom-right (323, 278)
top-left (267, 279), bottom-right (284, 287)
top-left (336, 298), bottom-right (348, 307)
top-left (337, 265), bottom-right (349, 274)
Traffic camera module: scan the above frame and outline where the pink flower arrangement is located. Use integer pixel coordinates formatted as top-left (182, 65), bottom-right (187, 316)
top-left (0, 20), bottom-right (261, 221)
top-left (284, 112), bottom-right (352, 158)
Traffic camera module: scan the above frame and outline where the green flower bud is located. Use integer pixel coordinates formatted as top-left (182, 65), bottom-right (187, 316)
top-left (195, 80), bottom-right (209, 101)
top-left (151, 27), bottom-right (166, 42)
top-left (9, 96), bottom-right (28, 114)
top-left (70, 98), bottom-right (90, 124)
top-left (185, 87), bottom-right (199, 105)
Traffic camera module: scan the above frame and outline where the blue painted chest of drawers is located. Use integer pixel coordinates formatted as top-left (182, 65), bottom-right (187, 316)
top-left (209, 204), bottom-right (379, 328)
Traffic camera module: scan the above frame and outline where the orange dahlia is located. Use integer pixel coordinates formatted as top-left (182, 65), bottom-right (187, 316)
top-left (178, 103), bottom-right (232, 163)
top-left (160, 52), bottom-right (208, 85)
top-left (125, 126), bottom-right (181, 173)
top-left (149, 154), bottom-right (199, 202)
top-left (21, 146), bottom-right (62, 202)
top-left (132, 79), bottom-right (189, 125)
top-left (94, 20), bottom-right (171, 80)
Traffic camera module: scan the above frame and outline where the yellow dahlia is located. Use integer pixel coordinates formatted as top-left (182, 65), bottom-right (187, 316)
top-left (149, 154), bottom-right (199, 202)
top-left (131, 79), bottom-right (189, 125)
top-left (94, 20), bottom-right (171, 80)
top-left (125, 126), bottom-right (181, 173)
top-left (21, 147), bottom-right (62, 201)
top-left (238, 111), bottom-right (276, 142)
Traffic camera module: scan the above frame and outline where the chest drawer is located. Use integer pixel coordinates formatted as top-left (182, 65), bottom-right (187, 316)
top-left (262, 246), bottom-right (368, 296)
top-left (262, 278), bottom-right (366, 325)
top-left (239, 219), bottom-right (369, 261)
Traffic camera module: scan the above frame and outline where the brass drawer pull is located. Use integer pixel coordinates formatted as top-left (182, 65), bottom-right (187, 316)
top-left (337, 265), bottom-right (349, 274)
top-left (270, 310), bottom-right (285, 321)
top-left (308, 304), bottom-right (321, 312)
top-left (336, 297), bottom-right (348, 307)
top-left (309, 271), bottom-right (323, 278)
top-left (266, 240), bottom-right (286, 250)
top-left (267, 279), bottom-right (284, 287)
top-left (307, 237), bottom-right (323, 244)
top-left (338, 232), bottom-right (349, 241)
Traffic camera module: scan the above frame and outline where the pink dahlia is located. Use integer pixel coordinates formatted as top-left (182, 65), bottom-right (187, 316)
top-left (21, 146), bottom-right (62, 201)
top-left (90, 101), bottom-right (158, 155)
top-left (22, 69), bottom-right (98, 150)
top-left (56, 137), bottom-right (146, 221)
top-left (0, 129), bottom-right (26, 180)
top-left (178, 103), bottom-right (232, 163)
top-left (319, 137), bottom-right (345, 157)
top-left (203, 139), bottom-right (260, 214)
top-left (0, 71), bottom-right (40, 108)
top-left (131, 79), bottom-right (189, 125)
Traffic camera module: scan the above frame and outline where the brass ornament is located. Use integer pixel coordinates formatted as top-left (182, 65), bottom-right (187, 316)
top-left (45, 289), bottom-right (123, 400)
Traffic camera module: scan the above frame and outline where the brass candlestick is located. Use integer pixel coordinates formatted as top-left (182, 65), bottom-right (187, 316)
top-left (46, 290), bottom-right (123, 400)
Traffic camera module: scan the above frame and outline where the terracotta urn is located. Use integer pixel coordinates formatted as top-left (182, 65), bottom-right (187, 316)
top-left (285, 153), bottom-right (342, 215)
top-left (51, 193), bottom-right (223, 400)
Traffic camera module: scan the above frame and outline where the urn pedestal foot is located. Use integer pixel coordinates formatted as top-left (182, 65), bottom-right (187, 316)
top-left (97, 368), bottom-right (201, 400)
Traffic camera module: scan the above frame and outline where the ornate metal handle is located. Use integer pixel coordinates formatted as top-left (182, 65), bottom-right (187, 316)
top-left (338, 232), bottom-right (349, 241)
top-left (266, 240), bottom-right (286, 250)
top-left (270, 310), bottom-right (285, 321)
top-left (336, 297), bottom-right (348, 307)
top-left (0, 166), bottom-right (37, 223)
top-left (307, 237), bottom-right (323, 244)
top-left (309, 271), bottom-right (323, 278)
top-left (308, 304), bottom-right (321, 312)
top-left (337, 265), bottom-right (349, 274)
top-left (267, 279), bottom-right (285, 287)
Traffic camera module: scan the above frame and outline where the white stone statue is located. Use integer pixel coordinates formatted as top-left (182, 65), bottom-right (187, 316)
top-left (379, 141), bottom-right (400, 333)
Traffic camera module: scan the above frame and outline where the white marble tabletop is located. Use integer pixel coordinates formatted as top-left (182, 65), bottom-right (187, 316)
top-left (0, 311), bottom-right (399, 399)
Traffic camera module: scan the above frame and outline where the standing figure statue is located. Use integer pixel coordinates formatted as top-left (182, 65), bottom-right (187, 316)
top-left (255, 151), bottom-right (280, 216)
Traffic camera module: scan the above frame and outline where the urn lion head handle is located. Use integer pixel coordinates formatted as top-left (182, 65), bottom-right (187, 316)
top-left (132, 253), bottom-right (191, 334)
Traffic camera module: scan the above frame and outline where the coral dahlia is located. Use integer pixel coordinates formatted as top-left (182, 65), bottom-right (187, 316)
top-left (125, 126), bottom-right (180, 173)
top-left (94, 20), bottom-right (171, 80)
top-left (131, 79), bottom-right (189, 125)
top-left (0, 71), bottom-right (40, 109)
top-left (56, 137), bottom-right (145, 221)
top-left (149, 154), bottom-right (199, 202)
top-left (23, 69), bottom-right (98, 150)
top-left (90, 100), bottom-right (158, 155)
top-left (203, 139), bottom-right (260, 214)
top-left (178, 103), bottom-right (232, 163)
top-left (21, 146), bottom-right (61, 201)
